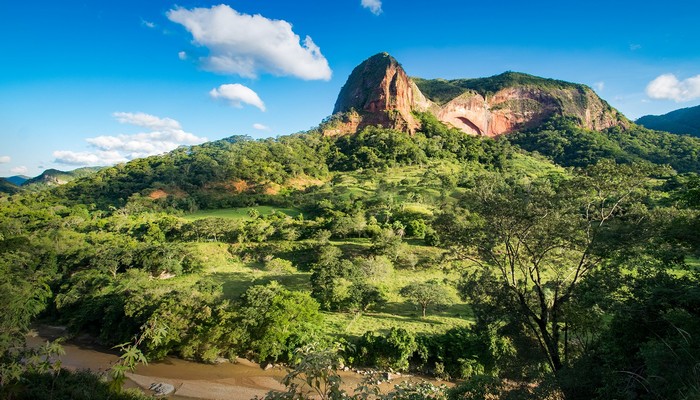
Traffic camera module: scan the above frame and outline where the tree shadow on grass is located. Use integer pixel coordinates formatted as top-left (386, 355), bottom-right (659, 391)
top-left (377, 302), bottom-right (473, 320)
top-left (211, 271), bottom-right (311, 299)
top-left (209, 271), bottom-right (258, 299)
top-left (251, 273), bottom-right (311, 291)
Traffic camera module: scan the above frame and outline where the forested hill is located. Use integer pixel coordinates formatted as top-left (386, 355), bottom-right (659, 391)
top-left (34, 111), bottom-right (698, 213)
top-left (637, 104), bottom-right (700, 137)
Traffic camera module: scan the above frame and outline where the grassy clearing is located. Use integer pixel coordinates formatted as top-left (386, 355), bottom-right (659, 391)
top-left (183, 206), bottom-right (301, 221)
top-left (507, 151), bottom-right (566, 180)
top-left (176, 242), bottom-right (471, 340)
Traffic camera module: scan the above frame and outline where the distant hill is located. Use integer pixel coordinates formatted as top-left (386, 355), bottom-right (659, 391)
top-left (637, 105), bottom-right (700, 137)
top-left (23, 167), bottom-right (102, 189)
top-left (5, 175), bottom-right (30, 186)
top-left (0, 178), bottom-right (21, 194)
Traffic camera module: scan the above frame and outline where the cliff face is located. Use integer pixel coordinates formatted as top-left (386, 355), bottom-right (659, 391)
top-left (328, 53), bottom-right (427, 135)
top-left (435, 86), bottom-right (624, 137)
top-left (324, 53), bottom-right (627, 137)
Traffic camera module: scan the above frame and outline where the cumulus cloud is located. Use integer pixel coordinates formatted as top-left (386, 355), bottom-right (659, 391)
top-left (142, 19), bottom-right (156, 29)
top-left (210, 84), bottom-right (266, 111)
top-left (113, 112), bottom-right (182, 131)
top-left (167, 5), bottom-right (332, 80)
top-left (253, 123), bottom-right (270, 131)
top-left (53, 150), bottom-right (127, 166)
top-left (0, 156), bottom-right (10, 164)
top-left (53, 112), bottom-right (207, 167)
top-left (646, 73), bottom-right (700, 102)
top-left (178, 51), bottom-right (187, 60)
top-left (362, 0), bottom-right (383, 15)
top-left (10, 166), bottom-right (28, 174)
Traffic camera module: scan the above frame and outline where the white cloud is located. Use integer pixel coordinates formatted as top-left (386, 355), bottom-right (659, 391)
top-left (53, 113), bottom-right (207, 167)
top-left (142, 20), bottom-right (156, 29)
top-left (113, 112), bottom-right (181, 131)
top-left (53, 150), bottom-right (127, 166)
top-left (166, 5), bottom-right (332, 80)
top-left (178, 51), bottom-right (187, 60)
top-left (361, 0), bottom-right (383, 15)
top-left (0, 156), bottom-right (10, 164)
top-left (593, 81), bottom-right (605, 92)
top-left (210, 84), bottom-right (266, 111)
top-left (10, 166), bottom-right (28, 174)
top-left (253, 123), bottom-right (270, 131)
top-left (630, 44), bottom-right (642, 51)
top-left (646, 73), bottom-right (700, 102)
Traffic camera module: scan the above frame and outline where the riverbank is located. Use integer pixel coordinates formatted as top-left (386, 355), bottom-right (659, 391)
top-left (27, 325), bottom-right (445, 399)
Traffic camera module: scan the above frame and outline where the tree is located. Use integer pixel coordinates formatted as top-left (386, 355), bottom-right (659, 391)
top-left (441, 162), bottom-right (650, 373)
top-left (239, 282), bottom-right (322, 362)
top-left (399, 280), bottom-right (453, 317)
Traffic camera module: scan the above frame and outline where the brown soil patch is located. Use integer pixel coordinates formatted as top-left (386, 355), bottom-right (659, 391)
top-left (231, 180), bottom-right (249, 193)
top-left (287, 176), bottom-right (325, 190)
top-left (148, 189), bottom-right (168, 200)
top-left (263, 183), bottom-right (280, 195)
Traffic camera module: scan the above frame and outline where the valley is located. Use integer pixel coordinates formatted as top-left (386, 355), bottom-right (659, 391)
top-left (2, 53), bottom-right (700, 400)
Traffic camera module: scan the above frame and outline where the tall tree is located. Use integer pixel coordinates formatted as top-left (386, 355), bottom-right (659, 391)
top-left (440, 161), bottom-right (650, 372)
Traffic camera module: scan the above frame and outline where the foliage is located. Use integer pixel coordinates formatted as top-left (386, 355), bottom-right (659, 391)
top-left (415, 325), bottom-right (515, 380)
top-left (330, 126), bottom-right (428, 171)
top-left (259, 344), bottom-right (347, 400)
top-left (238, 282), bottom-right (322, 362)
top-left (399, 281), bottom-right (454, 317)
top-left (592, 271), bottom-right (700, 400)
top-left (509, 117), bottom-right (700, 172)
top-left (6, 369), bottom-right (151, 400)
top-left (441, 161), bottom-right (652, 373)
top-left (356, 328), bottom-right (417, 371)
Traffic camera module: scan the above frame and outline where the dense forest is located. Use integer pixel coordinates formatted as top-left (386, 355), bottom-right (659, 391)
top-left (2, 112), bottom-right (700, 399)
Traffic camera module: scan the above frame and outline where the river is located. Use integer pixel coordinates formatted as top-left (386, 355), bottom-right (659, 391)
top-left (27, 325), bottom-right (438, 399)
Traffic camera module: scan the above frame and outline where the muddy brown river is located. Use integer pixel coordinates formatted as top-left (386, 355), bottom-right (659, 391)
top-left (28, 325), bottom-right (441, 399)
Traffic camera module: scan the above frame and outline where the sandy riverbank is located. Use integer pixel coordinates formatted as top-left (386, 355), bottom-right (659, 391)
top-left (28, 325), bottom-right (443, 399)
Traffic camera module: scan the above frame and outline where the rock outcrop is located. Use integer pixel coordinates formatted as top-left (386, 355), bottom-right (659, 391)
top-left (326, 53), bottom-right (428, 136)
top-left (323, 53), bottom-right (628, 137)
top-left (434, 85), bottom-right (624, 137)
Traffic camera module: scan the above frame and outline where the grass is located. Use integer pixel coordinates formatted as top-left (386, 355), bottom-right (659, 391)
top-left (171, 241), bottom-right (472, 341)
top-left (183, 206), bottom-right (301, 221)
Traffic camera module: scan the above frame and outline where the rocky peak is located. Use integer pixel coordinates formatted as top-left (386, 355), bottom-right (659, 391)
top-left (326, 53), bottom-right (427, 136)
top-left (324, 54), bottom-right (628, 137)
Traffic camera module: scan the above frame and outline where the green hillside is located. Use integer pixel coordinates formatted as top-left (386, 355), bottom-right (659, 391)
top-left (0, 178), bottom-right (21, 194)
top-left (3, 112), bottom-right (700, 400)
top-left (22, 166), bottom-right (102, 190)
top-left (507, 117), bottom-right (700, 172)
top-left (637, 104), bottom-right (700, 137)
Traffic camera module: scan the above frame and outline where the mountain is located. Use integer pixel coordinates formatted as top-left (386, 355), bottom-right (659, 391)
top-left (22, 167), bottom-right (102, 189)
top-left (327, 52), bottom-right (429, 135)
top-left (324, 53), bottom-right (628, 137)
top-left (637, 105), bottom-right (700, 137)
top-left (5, 175), bottom-right (30, 186)
top-left (45, 52), bottom-right (700, 209)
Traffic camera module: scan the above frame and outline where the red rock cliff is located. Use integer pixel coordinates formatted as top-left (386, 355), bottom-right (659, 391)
top-left (325, 54), bottom-right (627, 137)
top-left (328, 53), bottom-right (427, 135)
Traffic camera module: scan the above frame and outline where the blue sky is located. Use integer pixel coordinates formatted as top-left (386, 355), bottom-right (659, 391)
top-left (2, 0), bottom-right (700, 176)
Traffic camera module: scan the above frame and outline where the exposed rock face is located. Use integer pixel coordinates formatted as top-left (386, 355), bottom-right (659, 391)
top-left (328, 53), bottom-right (427, 135)
top-left (435, 86), bottom-right (624, 137)
top-left (324, 53), bottom-right (627, 137)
